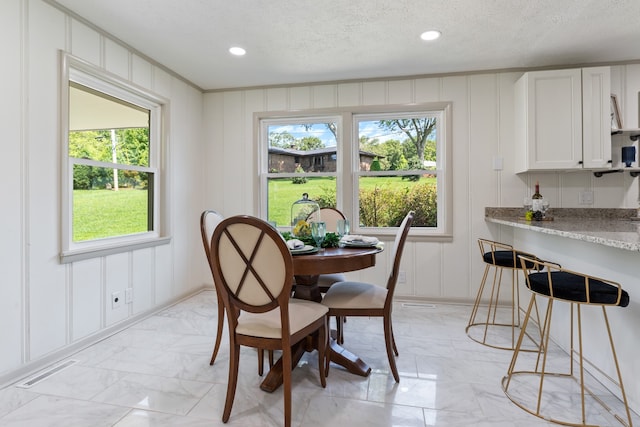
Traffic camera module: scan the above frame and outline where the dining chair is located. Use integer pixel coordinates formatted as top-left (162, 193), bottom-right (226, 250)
top-left (200, 210), bottom-right (227, 366)
top-left (200, 210), bottom-right (273, 374)
top-left (321, 211), bottom-right (414, 382)
top-left (209, 214), bottom-right (329, 427)
top-left (316, 207), bottom-right (348, 292)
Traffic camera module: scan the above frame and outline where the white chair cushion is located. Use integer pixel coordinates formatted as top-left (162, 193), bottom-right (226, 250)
top-left (237, 299), bottom-right (328, 339)
top-left (321, 281), bottom-right (387, 310)
top-left (316, 273), bottom-right (346, 288)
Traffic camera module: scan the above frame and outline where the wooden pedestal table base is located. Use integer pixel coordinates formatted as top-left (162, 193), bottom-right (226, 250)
top-left (260, 332), bottom-right (371, 393)
top-left (260, 246), bottom-right (381, 392)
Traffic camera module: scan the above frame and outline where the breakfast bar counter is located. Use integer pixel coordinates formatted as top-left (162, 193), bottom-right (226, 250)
top-left (485, 207), bottom-right (640, 251)
top-left (484, 207), bottom-right (640, 414)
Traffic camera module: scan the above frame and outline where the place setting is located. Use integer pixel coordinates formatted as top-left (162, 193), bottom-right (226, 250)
top-left (286, 238), bottom-right (319, 255)
top-left (338, 234), bottom-right (380, 248)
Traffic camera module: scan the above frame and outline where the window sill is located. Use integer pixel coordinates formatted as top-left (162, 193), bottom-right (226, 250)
top-left (60, 236), bottom-right (172, 264)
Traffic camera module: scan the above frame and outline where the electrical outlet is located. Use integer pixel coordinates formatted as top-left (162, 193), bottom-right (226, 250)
top-left (111, 291), bottom-right (122, 309)
top-left (125, 288), bottom-right (133, 304)
top-left (579, 191), bottom-right (594, 205)
top-left (398, 271), bottom-right (407, 283)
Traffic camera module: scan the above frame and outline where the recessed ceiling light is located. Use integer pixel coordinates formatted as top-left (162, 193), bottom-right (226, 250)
top-left (420, 30), bottom-right (441, 41)
top-left (229, 46), bottom-right (246, 56)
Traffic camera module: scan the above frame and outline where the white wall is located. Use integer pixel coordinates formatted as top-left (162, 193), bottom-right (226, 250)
top-left (0, 0), bottom-right (206, 385)
top-left (202, 67), bottom-right (640, 302)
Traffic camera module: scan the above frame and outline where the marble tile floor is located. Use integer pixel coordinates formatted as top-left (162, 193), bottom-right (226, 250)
top-left (0, 290), bottom-right (637, 427)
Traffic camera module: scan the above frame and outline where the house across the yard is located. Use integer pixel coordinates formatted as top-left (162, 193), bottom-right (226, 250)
top-left (268, 146), bottom-right (380, 172)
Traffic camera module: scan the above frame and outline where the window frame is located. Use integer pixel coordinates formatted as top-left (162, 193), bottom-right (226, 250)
top-left (257, 114), bottom-right (343, 226)
top-left (255, 102), bottom-right (452, 239)
top-left (60, 52), bottom-right (170, 263)
top-left (352, 109), bottom-right (449, 236)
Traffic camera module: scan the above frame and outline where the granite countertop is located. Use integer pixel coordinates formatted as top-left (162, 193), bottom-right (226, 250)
top-left (485, 208), bottom-right (640, 252)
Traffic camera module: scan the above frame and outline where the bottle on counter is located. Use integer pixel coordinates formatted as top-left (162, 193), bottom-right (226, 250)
top-left (532, 181), bottom-right (544, 212)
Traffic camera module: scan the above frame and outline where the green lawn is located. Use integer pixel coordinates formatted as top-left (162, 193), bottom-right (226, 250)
top-left (74, 176), bottom-right (434, 240)
top-left (268, 176), bottom-right (434, 227)
top-left (73, 189), bottom-right (149, 241)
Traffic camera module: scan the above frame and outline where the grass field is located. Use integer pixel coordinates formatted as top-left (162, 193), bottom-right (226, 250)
top-left (73, 189), bottom-right (149, 241)
top-left (73, 176), bottom-right (433, 240)
top-left (268, 176), bottom-right (433, 226)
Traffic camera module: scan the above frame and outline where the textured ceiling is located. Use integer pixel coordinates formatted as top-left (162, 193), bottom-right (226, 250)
top-left (51, 0), bottom-right (640, 91)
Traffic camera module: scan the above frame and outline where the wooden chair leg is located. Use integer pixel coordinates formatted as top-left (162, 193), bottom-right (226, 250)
top-left (383, 314), bottom-right (399, 382)
top-left (341, 316), bottom-right (347, 344)
top-left (336, 316), bottom-right (344, 344)
top-left (282, 345), bottom-right (293, 427)
top-left (324, 326), bottom-right (331, 377)
top-left (390, 322), bottom-right (399, 356)
top-left (258, 348), bottom-right (265, 376)
top-left (209, 293), bottom-right (225, 365)
top-left (317, 321), bottom-right (327, 387)
top-left (222, 343), bottom-right (240, 423)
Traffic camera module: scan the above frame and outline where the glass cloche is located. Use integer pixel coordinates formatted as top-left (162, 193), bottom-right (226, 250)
top-left (290, 193), bottom-right (319, 238)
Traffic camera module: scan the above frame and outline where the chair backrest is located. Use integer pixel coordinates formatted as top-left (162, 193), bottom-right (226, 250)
top-left (200, 210), bottom-right (225, 263)
top-left (209, 215), bottom-right (294, 318)
top-left (385, 211), bottom-right (414, 303)
top-left (319, 207), bottom-right (346, 232)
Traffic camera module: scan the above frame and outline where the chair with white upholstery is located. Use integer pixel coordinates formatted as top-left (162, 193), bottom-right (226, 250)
top-left (200, 210), bottom-right (273, 374)
top-left (321, 211), bottom-right (413, 382)
top-left (316, 207), bottom-right (348, 292)
top-left (209, 215), bottom-right (329, 427)
top-left (200, 210), bottom-right (227, 366)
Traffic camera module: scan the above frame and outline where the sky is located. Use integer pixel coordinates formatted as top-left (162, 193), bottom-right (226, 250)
top-left (269, 121), bottom-right (408, 148)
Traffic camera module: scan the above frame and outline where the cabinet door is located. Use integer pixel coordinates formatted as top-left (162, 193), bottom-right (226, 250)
top-left (515, 69), bottom-right (583, 171)
top-left (582, 67), bottom-right (612, 169)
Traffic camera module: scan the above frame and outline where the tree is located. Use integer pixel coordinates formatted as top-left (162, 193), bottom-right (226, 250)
top-left (378, 118), bottom-right (436, 163)
top-left (118, 128), bottom-right (149, 167)
top-left (379, 139), bottom-right (404, 170)
top-left (370, 157), bottom-right (381, 171)
top-left (291, 164), bottom-right (307, 184)
top-left (297, 136), bottom-right (324, 151)
top-left (69, 127), bottom-right (149, 189)
top-left (269, 131), bottom-right (296, 148)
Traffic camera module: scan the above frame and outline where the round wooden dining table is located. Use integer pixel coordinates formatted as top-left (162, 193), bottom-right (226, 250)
top-left (259, 245), bottom-right (383, 393)
top-left (292, 246), bottom-right (381, 302)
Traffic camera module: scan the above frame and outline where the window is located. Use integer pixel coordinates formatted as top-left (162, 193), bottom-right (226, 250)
top-left (257, 103), bottom-right (452, 237)
top-left (61, 54), bottom-right (169, 262)
top-left (259, 116), bottom-right (340, 228)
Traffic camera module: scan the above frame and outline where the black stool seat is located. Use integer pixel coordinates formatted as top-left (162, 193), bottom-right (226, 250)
top-left (483, 250), bottom-right (538, 269)
top-left (528, 271), bottom-right (630, 307)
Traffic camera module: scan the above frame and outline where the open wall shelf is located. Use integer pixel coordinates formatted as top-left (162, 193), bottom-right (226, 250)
top-left (593, 169), bottom-right (639, 178)
top-left (593, 129), bottom-right (640, 177)
top-left (611, 128), bottom-right (640, 140)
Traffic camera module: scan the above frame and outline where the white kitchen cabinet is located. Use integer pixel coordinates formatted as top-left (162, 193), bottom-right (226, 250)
top-left (514, 67), bottom-right (611, 172)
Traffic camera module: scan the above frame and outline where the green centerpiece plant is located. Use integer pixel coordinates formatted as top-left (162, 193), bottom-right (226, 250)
top-left (282, 231), bottom-right (340, 248)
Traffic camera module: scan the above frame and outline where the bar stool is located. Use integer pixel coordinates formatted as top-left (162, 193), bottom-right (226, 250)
top-left (502, 256), bottom-right (632, 427)
top-left (466, 238), bottom-right (542, 351)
